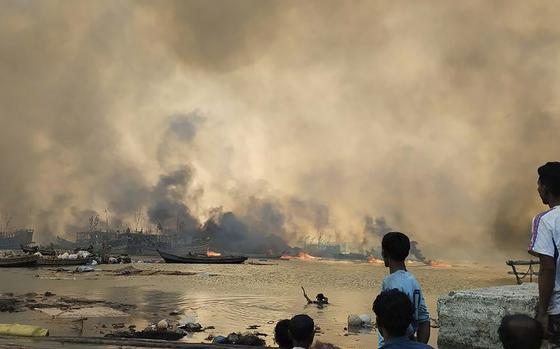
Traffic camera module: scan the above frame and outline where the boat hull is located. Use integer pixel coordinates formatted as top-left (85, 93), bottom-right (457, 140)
top-left (158, 250), bottom-right (247, 264)
top-left (37, 257), bottom-right (89, 266)
top-left (0, 255), bottom-right (39, 267)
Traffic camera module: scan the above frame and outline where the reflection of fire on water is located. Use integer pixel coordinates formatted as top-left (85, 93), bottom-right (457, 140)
top-left (280, 251), bottom-right (317, 261)
top-left (367, 257), bottom-right (384, 265)
top-left (206, 249), bottom-right (222, 257)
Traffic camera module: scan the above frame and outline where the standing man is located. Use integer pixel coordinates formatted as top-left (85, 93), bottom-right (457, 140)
top-left (528, 162), bottom-right (560, 340)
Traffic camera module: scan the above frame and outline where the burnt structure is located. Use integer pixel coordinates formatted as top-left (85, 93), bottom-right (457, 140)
top-left (0, 229), bottom-right (33, 249)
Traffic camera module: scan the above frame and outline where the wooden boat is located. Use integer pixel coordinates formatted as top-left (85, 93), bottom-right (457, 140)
top-left (157, 250), bottom-right (247, 264)
top-left (37, 256), bottom-right (90, 266)
top-left (0, 255), bottom-right (39, 267)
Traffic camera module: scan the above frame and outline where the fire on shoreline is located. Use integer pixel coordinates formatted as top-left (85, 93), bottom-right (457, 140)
top-left (280, 251), bottom-right (317, 261)
top-left (206, 249), bottom-right (222, 257)
top-left (426, 260), bottom-right (452, 268)
top-left (367, 257), bottom-right (384, 265)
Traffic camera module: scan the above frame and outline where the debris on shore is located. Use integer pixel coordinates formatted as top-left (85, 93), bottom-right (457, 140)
top-left (112, 266), bottom-right (199, 276)
top-left (0, 323), bottom-right (49, 337)
top-left (106, 319), bottom-right (206, 341)
top-left (0, 292), bottom-right (134, 318)
top-left (211, 331), bottom-right (266, 346)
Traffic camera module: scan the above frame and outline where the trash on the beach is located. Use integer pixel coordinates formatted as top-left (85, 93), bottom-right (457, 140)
top-left (76, 251), bottom-right (91, 259)
top-left (210, 332), bottom-right (266, 346)
top-left (212, 335), bottom-right (228, 344)
top-left (347, 314), bottom-right (372, 328)
top-left (112, 266), bottom-right (197, 277)
top-left (75, 265), bottom-right (94, 273)
top-left (106, 323), bottom-right (187, 341)
top-left (0, 297), bottom-right (18, 312)
top-left (115, 266), bottom-right (142, 276)
top-left (108, 257), bottom-right (118, 264)
top-left (179, 322), bottom-right (202, 332)
top-left (89, 260), bottom-right (98, 266)
top-left (0, 324), bottom-right (49, 337)
top-left (156, 319), bottom-right (168, 331)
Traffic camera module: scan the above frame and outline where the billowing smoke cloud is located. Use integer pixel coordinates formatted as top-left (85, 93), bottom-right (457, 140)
top-left (362, 215), bottom-right (428, 261)
top-left (146, 167), bottom-right (199, 234)
top-left (202, 207), bottom-right (289, 254)
top-left (1, 1), bottom-right (560, 260)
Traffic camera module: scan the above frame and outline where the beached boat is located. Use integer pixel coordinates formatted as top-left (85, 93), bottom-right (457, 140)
top-left (36, 256), bottom-right (89, 266)
top-left (157, 250), bottom-right (247, 264)
top-left (0, 255), bottom-right (39, 267)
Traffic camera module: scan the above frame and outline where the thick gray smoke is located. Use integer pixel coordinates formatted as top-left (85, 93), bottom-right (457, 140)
top-left (202, 207), bottom-right (289, 254)
top-left (146, 167), bottom-right (199, 234)
top-left (2, 1), bottom-right (560, 260)
top-left (362, 216), bottom-right (428, 261)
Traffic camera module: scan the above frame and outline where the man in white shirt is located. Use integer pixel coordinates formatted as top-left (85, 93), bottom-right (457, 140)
top-left (528, 162), bottom-right (560, 341)
top-left (289, 314), bottom-right (315, 349)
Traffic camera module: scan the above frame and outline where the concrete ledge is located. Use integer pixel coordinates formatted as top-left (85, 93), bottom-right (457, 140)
top-left (437, 283), bottom-right (538, 349)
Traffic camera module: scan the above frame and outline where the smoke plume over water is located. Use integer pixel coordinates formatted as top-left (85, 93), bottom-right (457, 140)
top-left (1, 1), bottom-right (560, 259)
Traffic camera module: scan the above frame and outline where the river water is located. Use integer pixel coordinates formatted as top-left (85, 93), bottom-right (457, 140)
top-left (0, 259), bottom-right (512, 348)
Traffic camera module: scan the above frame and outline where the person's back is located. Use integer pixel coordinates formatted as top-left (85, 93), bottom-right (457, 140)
top-left (498, 314), bottom-right (543, 349)
top-left (379, 232), bottom-right (430, 347)
top-left (373, 289), bottom-right (433, 349)
top-left (289, 314), bottom-right (315, 349)
top-left (275, 319), bottom-right (293, 349)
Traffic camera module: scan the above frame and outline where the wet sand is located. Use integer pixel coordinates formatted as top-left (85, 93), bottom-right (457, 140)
top-left (0, 259), bottom-right (512, 348)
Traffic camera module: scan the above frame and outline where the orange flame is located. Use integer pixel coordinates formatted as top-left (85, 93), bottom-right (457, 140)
top-left (206, 249), bottom-right (222, 257)
top-left (297, 251), bottom-right (317, 260)
top-left (427, 260), bottom-right (451, 268)
top-left (280, 251), bottom-right (317, 261)
top-left (367, 257), bottom-right (384, 265)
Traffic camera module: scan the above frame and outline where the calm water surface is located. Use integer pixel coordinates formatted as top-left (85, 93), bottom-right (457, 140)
top-left (0, 259), bottom-right (512, 348)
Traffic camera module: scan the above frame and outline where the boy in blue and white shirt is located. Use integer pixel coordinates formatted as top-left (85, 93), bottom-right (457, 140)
top-left (528, 162), bottom-right (560, 341)
top-left (376, 232), bottom-right (430, 348)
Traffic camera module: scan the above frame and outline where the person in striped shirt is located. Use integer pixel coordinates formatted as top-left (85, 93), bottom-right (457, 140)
top-left (528, 162), bottom-right (560, 341)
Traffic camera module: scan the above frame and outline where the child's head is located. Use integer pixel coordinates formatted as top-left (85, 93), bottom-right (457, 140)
top-left (381, 232), bottom-right (410, 264)
top-left (274, 319), bottom-right (293, 349)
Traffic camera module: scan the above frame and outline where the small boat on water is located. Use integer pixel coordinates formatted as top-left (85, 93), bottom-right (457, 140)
top-left (0, 255), bottom-right (39, 267)
top-left (157, 250), bottom-right (248, 264)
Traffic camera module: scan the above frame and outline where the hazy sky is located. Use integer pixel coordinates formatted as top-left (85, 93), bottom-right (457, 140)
top-left (1, 0), bottom-right (559, 260)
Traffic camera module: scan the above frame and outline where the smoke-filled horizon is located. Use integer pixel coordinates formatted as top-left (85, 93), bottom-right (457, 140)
top-left (1, 0), bottom-right (559, 260)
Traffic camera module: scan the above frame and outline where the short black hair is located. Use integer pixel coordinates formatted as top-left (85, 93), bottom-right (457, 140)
top-left (382, 232), bottom-right (410, 261)
top-left (373, 289), bottom-right (413, 337)
top-left (498, 314), bottom-right (543, 349)
top-left (289, 314), bottom-right (315, 342)
top-left (538, 162), bottom-right (560, 196)
top-left (274, 319), bottom-right (293, 348)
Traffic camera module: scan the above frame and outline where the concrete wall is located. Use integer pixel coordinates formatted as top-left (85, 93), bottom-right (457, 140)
top-left (437, 283), bottom-right (538, 349)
